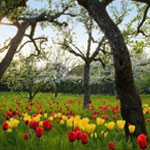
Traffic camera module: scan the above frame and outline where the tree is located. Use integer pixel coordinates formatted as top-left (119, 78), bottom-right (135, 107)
top-left (0, 1), bottom-right (73, 80)
top-left (46, 49), bottom-right (78, 97)
top-left (57, 14), bottom-right (106, 108)
top-left (76, 0), bottom-right (146, 137)
top-left (5, 54), bottom-right (53, 101)
top-left (0, 0), bottom-right (27, 22)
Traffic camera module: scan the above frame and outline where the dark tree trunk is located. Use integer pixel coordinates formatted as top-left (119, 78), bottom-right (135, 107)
top-left (28, 90), bottom-right (33, 101)
top-left (54, 82), bottom-right (58, 98)
top-left (0, 23), bottom-right (28, 80)
top-left (83, 62), bottom-right (91, 108)
top-left (77, 0), bottom-right (147, 137)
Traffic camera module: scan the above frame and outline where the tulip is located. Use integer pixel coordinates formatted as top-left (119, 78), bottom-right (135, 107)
top-left (105, 122), bottom-right (115, 130)
top-left (128, 125), bottom-right (135, 133)
top-left (67, 119), bottom-right (73, 128)
top-left (36, 127), bottom-right (43, 137)
top-left (85, 124), bottom-right (96, 134)
top-left (74, 126), bottom-right (80, 132)
top-left (75, 130), bottom-right (82, 140)
top-left (81, 133), bottom-right (88, 145)
top-left (60, 120), bottom-right (64, 125)
top-left (9, 118), bottom-right (20, 128)
top-left (68, 131), bottom-right (76, 142)
top-left (24, 133), bottom-right (29, 140)
top-left (2, 122), bottom-right (9, 130)
top-left (96, 118), bottom-right (105, 125)
top-left (137, 134), bottom-right (147, 149)
top-left (108, 141), bottom-right (115, 150)
top-left (43, 120), bottom-right (52, 131)
top-left (29, 121), bottom-right (39, 130)
top-left (49, 116), bottom-right (54, 121)
top-left (117, 120), bottom-right (126, 130)
top-left (43, 113), bottom-right (47, 118)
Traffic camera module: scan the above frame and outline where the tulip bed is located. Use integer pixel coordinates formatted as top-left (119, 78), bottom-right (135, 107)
top-left (0, 92), bottom-right (150, 150)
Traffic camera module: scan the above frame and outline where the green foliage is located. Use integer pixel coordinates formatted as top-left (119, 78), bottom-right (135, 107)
top-left (4, 55), bottom-right (54, 100)
top-left (132, 41), bottom-right (145, 54)
top-left (0, 0), bottom-right (27, 21)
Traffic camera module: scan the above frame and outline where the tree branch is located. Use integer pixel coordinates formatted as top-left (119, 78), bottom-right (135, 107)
top-left (101, 0), bottom-right (114, 7)
top-left (86, 19), bottom-right (93, 58)
top-left (70, 43), bottom-right (85, 59)
top-left (16, 37), bottom-right (47, 53)
top-left (132, 0), bottom-right (150, 5)
top-left (137, 5), bottom-right (150, 36)
top-left (0, 41), bottom-right (11, 53)
top-left (89, 36), bottom-right (105, 62)
top-left (93, 58), bottom-right (105, 68)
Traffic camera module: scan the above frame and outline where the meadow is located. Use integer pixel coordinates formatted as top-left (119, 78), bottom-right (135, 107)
top-left (0, 92), bottom-right (150, 150)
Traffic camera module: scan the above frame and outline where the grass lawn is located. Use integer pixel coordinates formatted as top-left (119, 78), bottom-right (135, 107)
top-left (0, 92), bottom-right (149, 150)
top-left (0, 91), bottom-right (149, 105)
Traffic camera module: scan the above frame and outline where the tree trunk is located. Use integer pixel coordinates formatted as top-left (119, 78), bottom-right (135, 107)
top-left (0, 23), bottom-right (28, 80)
top-left (83, 62), bottom-right (91, 108)
top-left (54, 82), bottom-right (58, 98)
top-left (28, 90), bottom-right (33, 101)
top-left (77, 0), bottom-right (147, 137)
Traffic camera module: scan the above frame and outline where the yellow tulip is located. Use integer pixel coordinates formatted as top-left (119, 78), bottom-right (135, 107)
top-left (39, 121), bottom-right (43, 127)
top-left (101, 130), bottom-right (108, 138)
top-left (62, 115), bottom-right (67, 121)
top-left (24, 116), bottom-right (31, 122)
top-left (96, 118), bottom-right (105, 125)
top-left (67, 119), bottom-right (73, 128)
top-left (78, 122), bottom-right (85, 131)
top-left (57, 113), bottom-right (62, 118)
top-left (9, 118), bottom-right (19, 128)
top-left (81, 118), bottom-right (89, 126)
top-left (7, 128), bottom-right (12, 133)
top-left (128, 125), bottom-right (135, 133)
top-left (75, 115), bottom-right (80, 120)
top-left (33, 114), bottom-right (41, 122)
top-left (54, 114), bottom-right (57, 118)
top-left (117, 120), bottom-right (126, 130)
top-left (104, 132), bottom-right (108, 138)
top-left (44, 113), bottom-right (47, 118)
top-left (94, 132), bottom-right (98, 138)
top-left (105, 121), bottom-right (115, 130)
top-left (60, 120), bottom-right (64, 125)
top-left (49, 116), bottom-right (54, 121)
top-left (85, 124), bottom-right (96, 134)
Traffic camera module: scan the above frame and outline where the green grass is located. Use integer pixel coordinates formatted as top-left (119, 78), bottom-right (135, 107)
top-left (0, 91), bottom-right (149, 105)
top-left (0, 92), bottom-right (150, 150)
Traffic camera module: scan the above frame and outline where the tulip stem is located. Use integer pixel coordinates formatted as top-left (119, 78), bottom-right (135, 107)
top-left (72, 142), bottom-right (74, 150)
top-left (36, 137), bottom-right (40, 150)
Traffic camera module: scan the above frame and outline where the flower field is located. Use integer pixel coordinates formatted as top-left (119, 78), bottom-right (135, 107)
top-left (0, 93), bottom-right (150, 150)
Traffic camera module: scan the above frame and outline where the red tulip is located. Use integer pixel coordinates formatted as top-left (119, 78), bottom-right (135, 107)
top-left (43, 120), bottom-right (52, 131)
top-left (2, 122), bottom-right (9, 130)
top-left (137, 134), bottom-right (147, 149)
top-left (75, 130), bottom-right (82, 140)
top-left (81, 133), bottom-right (88, 145)
top-left (108, 141), bottom-right (115, 150)
top-left (113, 115), bottom-right (116, 120)
top-left (68, 131), bottom-right (76, 142)
top-left (92, 115), bottom-right (96, 120)
top-left (74, 126), bottom-right (80, 132)
top-left (29, 121), bottom-right (39, 130)
top-left (24, 133), bottom-right (29, 140)
top-left (36, 127), bottom-right (43, 137)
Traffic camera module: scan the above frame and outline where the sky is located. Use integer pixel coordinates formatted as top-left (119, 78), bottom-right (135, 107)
top-left (0, 0), bottom-right (145, 61)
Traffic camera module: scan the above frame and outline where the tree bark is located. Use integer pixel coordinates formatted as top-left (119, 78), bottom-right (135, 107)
top-left (0, 23), bottom-right (28, 80)
top-left (83, 62), bottom-right (91, 108)
top-left (77, 0), bottom-right (147, 137)
top-left (54, 81), bottom-right (58, 98)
